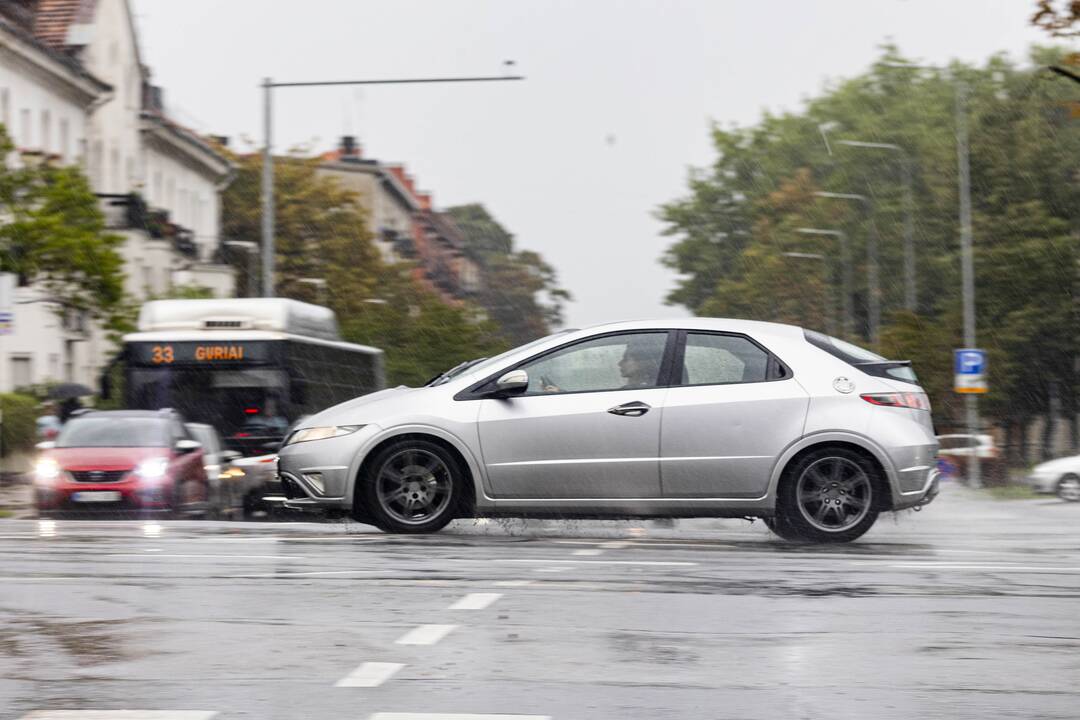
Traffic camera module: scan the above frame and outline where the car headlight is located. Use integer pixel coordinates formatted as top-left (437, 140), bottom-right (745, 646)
top-left (284, 425), bottom-right (363, 446)
top-left (136, 457), bottom-right (169, 481)
top-left (35, 458), bottom-right (61, 484)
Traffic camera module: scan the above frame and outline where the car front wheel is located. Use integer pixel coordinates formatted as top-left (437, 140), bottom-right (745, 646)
top-left (1057, 474), bottom-right (1080, 502)
top-left (360, 440), bottom-right (462, 534)
top-left (772, 447), bottom-right (881, 543)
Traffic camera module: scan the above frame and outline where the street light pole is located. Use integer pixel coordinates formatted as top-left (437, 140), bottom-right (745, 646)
top-left (884, 61), bottom-right (980, 487)
top-left (956, 80), bottom-right (981, 489)
top-left (261, 78), bottom-right (273, 298)
top-left (836, 140), bottom-right (916, 312)
top-left (260, 71), bottom-right (525, 299)
top-left (797, 227), bottom-right (851, 338)
top-left (814, 191), bottom-right (879, 346)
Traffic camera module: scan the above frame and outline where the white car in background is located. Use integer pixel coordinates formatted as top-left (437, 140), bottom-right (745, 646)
top-left (1027, 456), bottom-right (1080, 502)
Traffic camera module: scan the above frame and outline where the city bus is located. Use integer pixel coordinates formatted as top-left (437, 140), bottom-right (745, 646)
top-left (106, 298), bottom-right (384, 455)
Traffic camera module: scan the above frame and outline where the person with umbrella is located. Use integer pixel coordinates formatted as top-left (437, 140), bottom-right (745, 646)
top-left (50, 383), bottom-right (93, 424)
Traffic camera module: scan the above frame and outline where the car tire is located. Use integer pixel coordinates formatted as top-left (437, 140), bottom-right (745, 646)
top-left (360, 439), bottom-right (462, 534)
top-left (774, 446), bottom-right (881, 543)
top-left (1057, 474), bottom-right (1080, 503)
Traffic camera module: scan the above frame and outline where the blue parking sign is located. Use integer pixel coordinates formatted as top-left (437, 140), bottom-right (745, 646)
top-left (954, 348), bottom-right (987, 394)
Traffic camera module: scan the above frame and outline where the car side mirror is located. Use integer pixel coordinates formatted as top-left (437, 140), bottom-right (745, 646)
top-left (36, 441), bottom-right (56, 451)
top-left (493, 369), bottom-right (529, 397)
top-left (175, 439), bottom-right (202, 454)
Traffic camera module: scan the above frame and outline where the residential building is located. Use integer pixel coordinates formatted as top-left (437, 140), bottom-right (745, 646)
top-left (317, 136), bottom-right (482, 304)
top-left (0, 0), bottom-right (234, 392)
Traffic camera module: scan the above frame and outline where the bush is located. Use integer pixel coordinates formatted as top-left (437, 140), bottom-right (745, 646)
top-left (1, 393), bottom-right (41, 455)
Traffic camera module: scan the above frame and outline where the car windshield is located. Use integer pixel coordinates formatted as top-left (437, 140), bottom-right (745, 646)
top-left (424, 330), bottom-right (578, 386)
top-left (56, 417), bottom-right (169, 448)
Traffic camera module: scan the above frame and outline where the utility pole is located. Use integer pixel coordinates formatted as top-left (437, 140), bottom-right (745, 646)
top-left (260, 71), bottom-right (525, 299)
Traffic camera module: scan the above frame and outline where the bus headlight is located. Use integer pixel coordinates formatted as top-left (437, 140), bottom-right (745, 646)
top-left (136, 457), bottom-right (169, 482)
top-left (35, 458), bottom-right (62, 485)
top-left (284, 425), bottom-right (363, 446)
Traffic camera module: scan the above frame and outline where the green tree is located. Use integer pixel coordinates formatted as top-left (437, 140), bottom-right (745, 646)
top-left (222, 152), bottom-right (503, 386)
top-left (659, 46), bottom-right (1080, 451)
top-left (0, 126), bottom-right (125, 326)
top-left (446, 203), bottom-right (571, 346)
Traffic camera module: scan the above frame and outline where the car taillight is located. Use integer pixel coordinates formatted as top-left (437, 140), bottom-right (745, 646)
top-left (861, 392), bottom-right (931, 411)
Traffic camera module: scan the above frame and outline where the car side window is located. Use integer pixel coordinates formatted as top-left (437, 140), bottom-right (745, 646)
top-left (681, 333), bottom-right (770, 385)
top-left (519, 332), bottom-right (668, 395)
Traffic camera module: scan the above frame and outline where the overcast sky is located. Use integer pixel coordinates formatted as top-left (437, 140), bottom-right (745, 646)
top-left (132, 0), bottom-right (1047, 328)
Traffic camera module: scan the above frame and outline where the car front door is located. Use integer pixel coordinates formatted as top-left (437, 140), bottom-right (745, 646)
top-left (660, 331), bottom-right (810, 498)
top-left (477, 331), bottom-right (674, 499)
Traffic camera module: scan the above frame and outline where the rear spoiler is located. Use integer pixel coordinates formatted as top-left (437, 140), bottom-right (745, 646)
top-left (852, 360), bottom-right (918, 384)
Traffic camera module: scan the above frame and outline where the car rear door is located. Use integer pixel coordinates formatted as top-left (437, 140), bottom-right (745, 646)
top-left (476, 331), bottom-right (674, 499)
top-left (659, 331), bottom-right (810, 498)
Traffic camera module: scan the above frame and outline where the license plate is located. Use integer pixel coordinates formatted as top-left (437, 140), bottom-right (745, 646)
top-left (71, 491), bottom-right (122, 503)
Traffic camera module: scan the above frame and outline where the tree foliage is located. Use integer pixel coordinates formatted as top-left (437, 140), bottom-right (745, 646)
top-left (659, 45), bottom-right (1080, 445)
top-left (0, 125), bottom-right (125, 324)
top-left (446, 203), bottom-right (571, 346)
top-left (222, 152), bottom-right (503, 387)
top-left (1032, 0), bottom-right (1080, 36)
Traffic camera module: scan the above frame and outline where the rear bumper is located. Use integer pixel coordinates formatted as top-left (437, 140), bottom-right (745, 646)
top-left (892, 468), bottom-right (940, 511)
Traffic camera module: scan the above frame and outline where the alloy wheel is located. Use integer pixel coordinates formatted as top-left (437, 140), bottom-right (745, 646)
top-left (375, 448), bottom-right (454, 525)
top-left (1058, 476), bottom-right (1080, 503)
top-left (795, 456), bottom-right (872, 532)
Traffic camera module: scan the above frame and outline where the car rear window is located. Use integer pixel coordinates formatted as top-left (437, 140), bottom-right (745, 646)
top-left (56, 417), bottom-right (170, 448)
top-left (804, 329), bottom-right (919, 385)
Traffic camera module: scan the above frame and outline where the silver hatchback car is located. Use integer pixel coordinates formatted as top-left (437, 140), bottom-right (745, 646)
top-left (279, 319), bottom-right (939, 542)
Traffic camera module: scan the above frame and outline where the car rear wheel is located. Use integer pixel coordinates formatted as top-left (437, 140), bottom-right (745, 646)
top-left (1057, 474), bottom-right (1080, 502)
top-left (361, 440), bottom-right (461, 534)
top-left (773, 447), bottom-right (880, 543)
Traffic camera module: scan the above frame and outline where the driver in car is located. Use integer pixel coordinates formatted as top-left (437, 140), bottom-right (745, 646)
top-left (542, 336), bottom-right (661, 392)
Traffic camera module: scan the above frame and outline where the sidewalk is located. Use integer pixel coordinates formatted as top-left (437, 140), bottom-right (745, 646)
top-left (0, 477), bottom-right (32, 519)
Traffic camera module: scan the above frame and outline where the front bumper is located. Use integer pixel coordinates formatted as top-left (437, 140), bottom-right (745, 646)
top-left (277, 426), bottom-right (379, 512)
top-left (1026, 473), bottom-right (1059, 494)
top-left (35, 480), bottom-right (173, 512)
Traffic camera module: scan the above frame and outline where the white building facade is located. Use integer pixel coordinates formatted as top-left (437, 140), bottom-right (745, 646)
top-left (0, 0), bottom-right (235, 393)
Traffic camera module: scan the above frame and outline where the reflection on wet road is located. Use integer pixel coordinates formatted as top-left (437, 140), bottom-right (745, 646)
top-left (2, 483), bottom-right (1079, 720)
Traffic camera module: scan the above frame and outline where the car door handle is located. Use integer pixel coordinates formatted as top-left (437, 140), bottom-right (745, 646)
top-left (608, 401), bottom-right (651, 417)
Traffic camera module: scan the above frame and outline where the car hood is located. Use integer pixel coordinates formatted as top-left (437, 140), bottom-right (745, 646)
top-left (302, 386), bottom-right (427, 427)
top-left (1034, 455), bottom-right (1080, 473)
top-left (47, 446), bottom-right (169, 469)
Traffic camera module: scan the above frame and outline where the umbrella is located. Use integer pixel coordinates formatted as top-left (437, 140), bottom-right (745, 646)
top-left (49, 383), bottom-right (94, 400)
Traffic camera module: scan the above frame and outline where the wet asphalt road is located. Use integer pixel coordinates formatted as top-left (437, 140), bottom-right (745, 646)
top-left (1, 482), bottom-right (1079, 720)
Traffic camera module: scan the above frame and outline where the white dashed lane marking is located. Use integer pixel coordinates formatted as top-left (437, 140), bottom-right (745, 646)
top-left (448, 592), bottom-right (503, 610)
top-left (335, 662), bottom-right (406, 688)
top-left (395, 624), bottom-right (458, 646)
top-left (20, 712), bottom-right (218, 720)
top-left (369, 715), bottom-right (551, 720)
top-left (502, 558), bottom-right (696, 567)
top-left (571, 548), bottom-right (603, 556)
top-left (494, 580), bottom-right (534, 587)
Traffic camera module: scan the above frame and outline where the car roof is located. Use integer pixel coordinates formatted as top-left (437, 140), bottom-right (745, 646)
top-left (575, 317), bottom-right (806, 338)
top-left (73, 410), bottom-right (173, 420)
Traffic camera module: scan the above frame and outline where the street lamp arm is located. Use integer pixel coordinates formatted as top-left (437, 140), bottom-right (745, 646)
top-left (268, 75), bottom-right (526, 88)
top-left (1048, 65), bottom-right (1080, 85)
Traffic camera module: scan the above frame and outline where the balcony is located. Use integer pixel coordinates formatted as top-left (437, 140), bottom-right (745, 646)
top-left (98, 193), bottom-right (199, 259)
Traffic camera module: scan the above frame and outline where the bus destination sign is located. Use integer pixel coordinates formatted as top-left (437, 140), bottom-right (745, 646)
top-left (128, 341), bottom-right (275, 366)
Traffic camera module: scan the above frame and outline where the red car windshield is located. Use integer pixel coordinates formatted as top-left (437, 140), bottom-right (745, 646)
top-left (56, 418), bottom-right (170, 448)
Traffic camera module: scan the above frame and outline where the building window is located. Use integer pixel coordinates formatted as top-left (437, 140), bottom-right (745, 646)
top-left (126, 156), bottom-right (135, 187)
top-left (1, 89), bottom-right (9, 131)
top-left (91, 141), bottom-right (103, 185)
top-left (49, 353), bottom-right (59, 380)
top-left (59, 118), bottom-right (70, 161)
top-left (153, 171), bottom-right (162, 203)
top-left (40, 110), bottom-right (51, 153)
top-left (110, 146), bottom-right (120, 191)
top-left (20, 109), bottom-right (30, 147)
top-left (10, 356), bottom-right (32, 389)
top-left (64, 340), bottom-right (75, 382)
